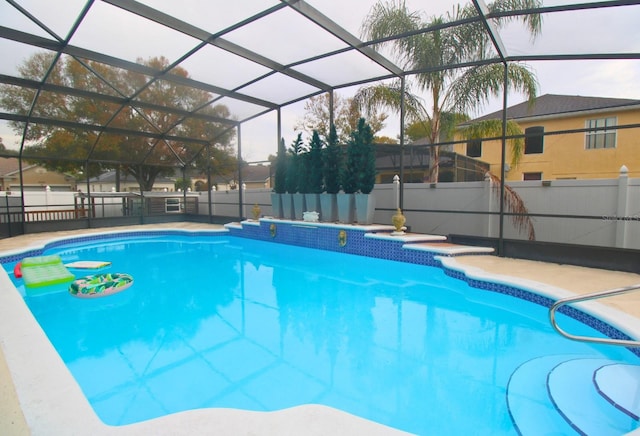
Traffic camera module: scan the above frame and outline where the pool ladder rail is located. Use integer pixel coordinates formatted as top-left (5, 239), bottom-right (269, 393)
top-left (549, 283), bottom-right (640, 347)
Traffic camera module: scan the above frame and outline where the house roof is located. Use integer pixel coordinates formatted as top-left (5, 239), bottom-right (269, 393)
top-left (0, 157), bottom-right (37, 177)
top-left (0, 158), bottom-right (19, 176)
top-left (240, 165), bottom-right (271, 183)
top-left (471, 94), bottom-right (640, 123)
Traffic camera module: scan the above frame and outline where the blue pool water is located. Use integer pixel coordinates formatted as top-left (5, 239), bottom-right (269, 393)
top-left (6, 234), bottom-right (640, 434)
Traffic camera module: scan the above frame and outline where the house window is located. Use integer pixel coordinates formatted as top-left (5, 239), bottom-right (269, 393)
top-left (524, 126), bottom-right (544, 154)
top-left (585, 117), bottom-right (616, 149)
top-left (165, 198), bottom-right (181, 213)
top-left (523, 172), bottom-right (542, 181)
top-left (466, 139), bottom-right (482, 158)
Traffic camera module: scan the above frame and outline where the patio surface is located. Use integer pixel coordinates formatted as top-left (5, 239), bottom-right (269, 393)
top-left (1, 223), bottom-right (640, 435)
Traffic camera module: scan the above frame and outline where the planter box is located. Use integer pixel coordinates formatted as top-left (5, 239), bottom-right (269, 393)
top-left (355, 193), bottom-right (376, 225)
top-left (270, 193), bottom-right (283, 218)
top-left (337, 193), bottom-right (354, 224)
top-left (292, 193), bottom-right (306, 220)
top-left (281, 193), bottom-right (294, 220)
top-left (320, 193), bottom-right (337, 223)
top-left (305, 193), bottom-right (321, 218)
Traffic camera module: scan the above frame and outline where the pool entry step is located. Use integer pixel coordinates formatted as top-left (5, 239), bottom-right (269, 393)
top-left (507, 355), bottom-right (640, 435)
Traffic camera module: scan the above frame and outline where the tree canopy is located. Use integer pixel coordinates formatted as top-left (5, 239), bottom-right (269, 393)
top-left (295, 93), bottom-right (388, 143)
top-left (0, 53), bottom-right (237, 191)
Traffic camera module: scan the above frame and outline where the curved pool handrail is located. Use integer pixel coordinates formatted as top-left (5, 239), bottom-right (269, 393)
top-left (549, 283), bottom-right (640, 348)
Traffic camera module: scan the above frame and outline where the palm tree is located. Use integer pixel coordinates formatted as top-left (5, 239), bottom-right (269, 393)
top-left (355, 0), bottom-right (541, 182)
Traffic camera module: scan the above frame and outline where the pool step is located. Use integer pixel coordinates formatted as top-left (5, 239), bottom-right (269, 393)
top-left (594, 363), bottom-right (640, 420)
top-left (368, 231), bottom-right (494, 256)
top-left (549, 359), bottom-right (639, 435)
top-left (507, 355), bottom-right (582, 435)
top-left (507, 355), bottom-right (640, 435)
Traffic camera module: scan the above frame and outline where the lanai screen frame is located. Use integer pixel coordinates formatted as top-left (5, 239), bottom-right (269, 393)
top-left (0, 0), bottom-right (639, 253)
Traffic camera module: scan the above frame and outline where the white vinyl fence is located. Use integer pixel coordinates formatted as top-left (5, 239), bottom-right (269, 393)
top-left (5, 167), bottom-right (640, 249)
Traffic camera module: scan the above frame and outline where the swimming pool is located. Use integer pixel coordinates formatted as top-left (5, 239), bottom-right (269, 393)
top-left (3, 229), bottom-right (640, 435)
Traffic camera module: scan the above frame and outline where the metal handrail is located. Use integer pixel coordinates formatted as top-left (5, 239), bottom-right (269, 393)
top-left (549, 284), bottom-right (640, 348)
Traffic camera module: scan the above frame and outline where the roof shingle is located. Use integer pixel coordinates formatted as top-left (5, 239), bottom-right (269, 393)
top-left (471, 94), bottom-right (640, 122)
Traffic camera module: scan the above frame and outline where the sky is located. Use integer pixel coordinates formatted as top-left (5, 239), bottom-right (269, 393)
top-left (1, 0), bottom-right (639, 163)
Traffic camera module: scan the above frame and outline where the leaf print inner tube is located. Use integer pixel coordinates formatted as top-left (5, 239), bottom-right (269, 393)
top-left (69, 273), bottom-right (133, 298)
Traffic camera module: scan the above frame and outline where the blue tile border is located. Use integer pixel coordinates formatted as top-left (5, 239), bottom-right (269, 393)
top-left (3, 222), bottom-right (638, 357)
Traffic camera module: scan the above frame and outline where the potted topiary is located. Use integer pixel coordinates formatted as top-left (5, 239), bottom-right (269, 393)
top-left (321, 125), bottom-right (341, 222)
top-left (271, 137), bottom-right (287, 218)
top-left (338, 124), bottom-right (359, 224)
top-left (304, 130), bottom-right (323, 218)
top-left (353, 118), bottom-right (377, 224)
top-left (287, 133), bottom-right (307, 220)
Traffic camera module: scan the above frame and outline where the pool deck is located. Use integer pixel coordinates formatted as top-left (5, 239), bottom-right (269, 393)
top-left (2, 223), bottom-right (640, 435)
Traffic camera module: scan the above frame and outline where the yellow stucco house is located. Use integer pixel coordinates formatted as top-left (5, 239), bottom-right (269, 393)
top-left (456, 94), bottom-right (640, 181)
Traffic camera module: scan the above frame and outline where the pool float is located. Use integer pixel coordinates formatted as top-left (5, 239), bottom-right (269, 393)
top-left (21, 255), bottom-right (75, 296)
top-left (69, 273), bottom-right (133, 298)
top-left (13, 262), bottom-right (22, 278)
top-left (65, 260), bottom-right (111, 269)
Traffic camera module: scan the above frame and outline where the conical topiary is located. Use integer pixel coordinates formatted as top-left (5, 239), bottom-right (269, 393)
top-left (323, 124), bottom-right (342, 195)
top-left (274, 137), bottom-right (287, 194)
top-left (307, 130), bottom-right (324, 194)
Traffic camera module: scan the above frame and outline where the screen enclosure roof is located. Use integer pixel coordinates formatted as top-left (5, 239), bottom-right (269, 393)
top-left (0, 0), bottom-right (638, 167)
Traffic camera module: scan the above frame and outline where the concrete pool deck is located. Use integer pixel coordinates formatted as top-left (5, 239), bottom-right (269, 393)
top-left (1, 223), bottom-right (640, 435)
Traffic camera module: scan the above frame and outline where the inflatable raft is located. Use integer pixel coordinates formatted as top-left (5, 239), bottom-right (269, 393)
top-left (21, 255), bottom-right (75, 296)
top-left (69, 273), bottom-right (133, 298)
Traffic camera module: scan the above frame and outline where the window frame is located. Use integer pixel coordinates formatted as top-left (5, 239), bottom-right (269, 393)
top-left (165, 197), bottom-right (182, 213)
top-left (523, 172), bottom-right (542, 181)
top-left (524, 126), bottom-right (544, 154)
top-left (585, 116), bottom-right (617, 149)
top-left (466, 139), bottom-right (482, 158)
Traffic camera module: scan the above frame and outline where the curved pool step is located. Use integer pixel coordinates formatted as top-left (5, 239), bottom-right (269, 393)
top-left (594, 363), bottom-right (640, 420)
top-left (547, 358), bottom-right (639, 435)
top-left (507, 354), bottom-right (582, 435)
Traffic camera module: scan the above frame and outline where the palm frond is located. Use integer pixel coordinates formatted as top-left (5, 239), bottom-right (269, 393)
top-left (488, 0), bottom-right (544, 38)
top-left (353, 82), bottom-right (429, 124)
top-left (488, 172), bottom-right (536, 240)
top-left (446, 63), bottom-right (538, 115)
top-left (458, 119), bottom-right (524, 168)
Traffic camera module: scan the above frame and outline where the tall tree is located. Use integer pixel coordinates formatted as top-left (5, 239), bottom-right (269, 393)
top-left (295, 93), bottom-right (388, 143)
top-left (355, 0), bottom-right (541, 182)
top-left (0, 53), bottom-right (236, 191)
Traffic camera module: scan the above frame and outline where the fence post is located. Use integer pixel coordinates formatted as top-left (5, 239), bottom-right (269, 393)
top-left (485, 173), bottom-right (495, 238)
top-left (393, 175), bottom-right (400, 210)
top-left (242, 183), bottom-right (247, 219)
top-left (615, 165), bottom-right (629, 248)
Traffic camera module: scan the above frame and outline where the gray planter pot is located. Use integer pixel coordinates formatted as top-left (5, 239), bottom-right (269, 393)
top-left (292, 193), bottom-right (306, 220)
top-left (355, 193), bottom-right (376, 225)
top-left (281, 193), bottom-right (294, 220)
top-left (270, 193), bottom-right (283, 218)
top-left (319, 193), bottom-right (337, 222)
top-left (336, 193), bottom-right (354, 224)
top-left (305, 193), bottom-right (321, 215)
